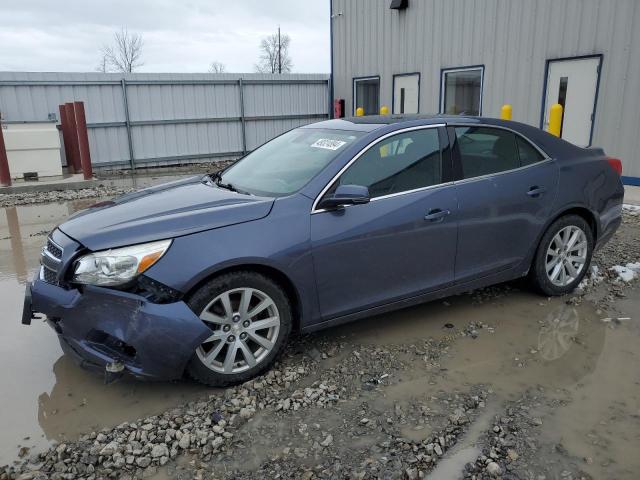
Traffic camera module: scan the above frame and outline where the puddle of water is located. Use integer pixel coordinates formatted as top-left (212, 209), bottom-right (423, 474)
top-left (0, 176), bottom-right (209, 466)
top-left (428, 404), bottom-right (500, 479)
top-left (322, 286), bottom-right (640, 479)
top-left (537, 288), bottom-right (640, 479)
top-left (97, 172), bottom-right (196, 190)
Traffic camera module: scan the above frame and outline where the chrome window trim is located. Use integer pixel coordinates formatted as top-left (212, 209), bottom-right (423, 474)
top-left (452, 158), bottom-right (554, 186)
top-left (311, 124), bottom-right (446, 214)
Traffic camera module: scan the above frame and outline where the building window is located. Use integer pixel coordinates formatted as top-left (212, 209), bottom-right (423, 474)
top-left (353, 76), bottom-right (380, 115)
top-left (441, 66), bottom-right (484, 116)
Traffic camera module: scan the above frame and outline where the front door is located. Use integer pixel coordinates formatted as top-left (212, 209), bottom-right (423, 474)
top-left (393, 74), bottom-right (419, 114)
top-left (311, 126), bottom-right (457, 320)
top-left (542, 56), bottom-right (601, 147)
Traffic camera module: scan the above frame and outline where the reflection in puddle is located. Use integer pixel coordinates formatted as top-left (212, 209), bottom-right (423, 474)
top-left (538, 305), bottom-right (580, 361)
top-left (0, 174), bottom-right (203, 465)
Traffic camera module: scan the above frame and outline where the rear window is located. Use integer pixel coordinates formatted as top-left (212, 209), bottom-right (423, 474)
top-left (516, 136), bottom-right (545, 166)
top-left (455, 127), bottom-right (519, 179)
top-left (455, 127), bottom-right (545, 179)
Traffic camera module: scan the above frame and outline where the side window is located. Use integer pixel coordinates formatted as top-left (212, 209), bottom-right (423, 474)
top-left (455, 127), bottom-right (519, 179)
top-left (338, 128), bottom-right (442, 198)
top-left (516, 136), bottom-right (544, 166)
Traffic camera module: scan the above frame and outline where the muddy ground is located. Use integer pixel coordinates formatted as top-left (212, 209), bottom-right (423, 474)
top-left (0, 184), bottom-right (639, 479)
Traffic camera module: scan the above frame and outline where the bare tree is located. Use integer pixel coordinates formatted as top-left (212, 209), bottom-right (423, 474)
top-left (101, 28), bottom-right (144, 73)
top-left (95, 53), bottom-right (109, 73)
top-left (254, 28), bottom-right (292, 74)
top-left (208, 61), bottom-right (226, 73)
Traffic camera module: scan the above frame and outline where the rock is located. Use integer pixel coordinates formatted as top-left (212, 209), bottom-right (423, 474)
top-left (211, 437), bottom-right (224, 450)
top-left (320, 434), bottom-right (333, 447)
top-left (434, 444), bottom-right (443, 456)
top-left (99, 441), bottom-right (119, 456)
top-left (136, 456), bottom-right (152, 468)
top-left (239, 407), bottom-right (254, 419)
top-left (150, 444), bottom-right (169, 458)
top-left (405, 467), bottom-right (418, 479)
top-left (178, 433), bottom-right (191, 449)
top-left (486, 462), bottom-right (502, 476)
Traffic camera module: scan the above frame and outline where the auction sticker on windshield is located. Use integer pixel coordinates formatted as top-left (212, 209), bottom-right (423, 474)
top-left (310, 139), bottom-right (347, 150)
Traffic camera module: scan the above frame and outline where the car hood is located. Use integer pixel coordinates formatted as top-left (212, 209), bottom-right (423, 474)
top-left (59, 176), bottom-right (274, 251)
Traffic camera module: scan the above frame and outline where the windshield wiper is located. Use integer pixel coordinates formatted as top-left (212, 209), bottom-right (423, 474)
top-left (206, 171), bottom-right (251, 195)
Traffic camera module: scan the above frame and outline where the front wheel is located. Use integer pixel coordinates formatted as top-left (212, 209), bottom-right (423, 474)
top-left (186, 272), bottom-right (292, 387)
top-left (530, 214), bottom-right (594, 296)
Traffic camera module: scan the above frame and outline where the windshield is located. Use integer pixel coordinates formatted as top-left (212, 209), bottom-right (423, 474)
top-left (219, 128), bottom-right (365, 197)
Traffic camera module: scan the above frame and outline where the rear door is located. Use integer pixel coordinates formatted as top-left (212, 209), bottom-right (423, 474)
top-left (451, 125), bottom-right (559, 283)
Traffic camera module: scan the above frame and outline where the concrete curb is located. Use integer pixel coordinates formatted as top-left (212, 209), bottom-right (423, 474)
top-left (0, 179), bottom-right (100, 194)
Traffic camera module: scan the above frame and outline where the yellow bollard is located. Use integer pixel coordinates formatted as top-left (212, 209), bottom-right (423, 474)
top-left (380, 105), bottom-right (389, 115)
top-left (500, 104), bottom-right (512, 120)
top-left (548, 103), bottom-right (563, 137)
top-left (355, 107), bottom-right (365, 117)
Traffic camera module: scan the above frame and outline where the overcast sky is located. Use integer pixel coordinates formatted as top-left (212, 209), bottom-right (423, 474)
top-left (0, 0), bottom-right (330, 73)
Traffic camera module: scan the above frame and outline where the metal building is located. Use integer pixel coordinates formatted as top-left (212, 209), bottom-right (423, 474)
top-left (330, 0), bottom-right (640, 184)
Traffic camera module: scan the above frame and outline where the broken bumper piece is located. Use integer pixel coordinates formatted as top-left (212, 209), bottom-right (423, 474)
top-left (27, 276), bottom-right (211, 381)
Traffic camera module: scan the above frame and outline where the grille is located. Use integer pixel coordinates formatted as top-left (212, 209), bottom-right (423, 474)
top-left (46, 238), bottom-right (63, 259)
top-left (41, 235), bottom-right (64, 285)
top-left (42, 267), bottom-right (58, 284)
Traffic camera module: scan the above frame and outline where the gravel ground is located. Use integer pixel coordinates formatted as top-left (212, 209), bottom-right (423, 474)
top-left (0, 161), bottom-right (234, 208)
top-left (1, 205), bottom-right (639, 479)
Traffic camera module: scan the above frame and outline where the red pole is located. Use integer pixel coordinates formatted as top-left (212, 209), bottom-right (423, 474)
top-left (65, 102), bottom-right (83, 174)
top-left (58, 104), bottom-right (75, 174)
top-left (74, 101), bottom-right (93, 180)
top-left (0, 113), bottom-right (11, 187)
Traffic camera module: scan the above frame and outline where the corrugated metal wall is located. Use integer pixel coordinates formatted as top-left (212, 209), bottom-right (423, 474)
top-left (0, 72), bottom-right (330, 168)
top-left (331, 0), bottom-right (640, 179)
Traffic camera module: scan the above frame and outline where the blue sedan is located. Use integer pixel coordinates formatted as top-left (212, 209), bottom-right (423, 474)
top-left (24, 115), bottom-right (624, 386)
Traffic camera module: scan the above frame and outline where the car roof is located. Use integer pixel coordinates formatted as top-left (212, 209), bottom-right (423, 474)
top-left (302, 114), bottom-right (582, 158)
top-left (305, 114), bottom-right (485, 132)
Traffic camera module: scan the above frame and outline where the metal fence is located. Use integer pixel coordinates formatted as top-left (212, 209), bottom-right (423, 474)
top-left (0, 72), bottom-right (331, 169)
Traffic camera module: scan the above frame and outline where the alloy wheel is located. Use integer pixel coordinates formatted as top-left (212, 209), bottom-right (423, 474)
top-left (545, 225), bottom-right (588, 287)
top-left (196, 287), bottom-right (281, 374)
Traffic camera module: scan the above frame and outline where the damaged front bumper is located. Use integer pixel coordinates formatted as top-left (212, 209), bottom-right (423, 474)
top-left (23, 272), bottom-right (211, 381)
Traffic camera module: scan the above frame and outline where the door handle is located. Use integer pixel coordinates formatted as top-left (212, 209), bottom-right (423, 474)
top-left (424, 208), bottom-right (450, 222)
top-left (526, 186), bottom-right (547, 198)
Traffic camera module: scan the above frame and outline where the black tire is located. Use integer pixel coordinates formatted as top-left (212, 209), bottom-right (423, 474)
top-left (186, 271), bottom-right (292, 387)
top-left (530, 214), bottom-right (594, 296)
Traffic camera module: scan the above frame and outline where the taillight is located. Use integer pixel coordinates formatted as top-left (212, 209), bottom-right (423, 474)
top-left (607, 157), bottom-right (622, 176)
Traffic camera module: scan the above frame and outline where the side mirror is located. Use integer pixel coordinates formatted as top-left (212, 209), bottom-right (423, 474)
top-left (318, 184), bottom-right (370, 210)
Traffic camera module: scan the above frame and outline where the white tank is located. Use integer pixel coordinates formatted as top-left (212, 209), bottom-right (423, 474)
top-left (2, 122), bottom-right (63, 179)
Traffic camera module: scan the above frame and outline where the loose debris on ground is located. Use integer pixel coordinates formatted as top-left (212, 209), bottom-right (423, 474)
top-left (0, 186), bottom-right (135, 208)
top-left (1, 203), bottom-right (639, 478)
top-left (0, 161), bottom-right (234, 208)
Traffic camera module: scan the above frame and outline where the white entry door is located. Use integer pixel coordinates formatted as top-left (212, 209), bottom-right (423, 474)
top-left (543, 57), bottom-right (601, 147)
top-left (393, 74), bottom-right (419, 114)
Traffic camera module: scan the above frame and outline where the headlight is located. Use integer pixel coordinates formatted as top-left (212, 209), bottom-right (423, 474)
top-left (73, 239), bottom-right (172, 286)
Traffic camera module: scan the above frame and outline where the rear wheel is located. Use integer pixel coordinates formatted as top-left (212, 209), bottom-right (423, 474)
top-left (186, 271), bottom-right (292, 387)
top-left (530, 214), bottom-right (593, 296)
